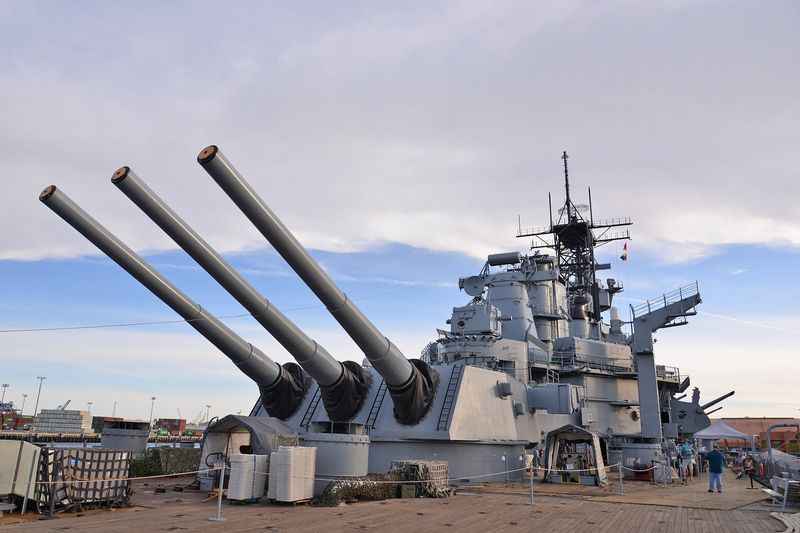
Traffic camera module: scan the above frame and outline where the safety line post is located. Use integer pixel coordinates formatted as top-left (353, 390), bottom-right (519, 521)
top-left (529, 467), bottom-right (534, 506)
top-left (618, 463), bottom-right (624, 495)
top-left (209, 465), bottom-right (225, 522)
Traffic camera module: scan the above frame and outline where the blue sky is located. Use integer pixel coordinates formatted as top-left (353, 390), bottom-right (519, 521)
top-left (1, 1), bottom-right (798, 420)
top-left (2, 238), bottom-right (797, 420)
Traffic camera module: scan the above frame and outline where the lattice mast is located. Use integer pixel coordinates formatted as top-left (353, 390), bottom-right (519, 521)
top-left (517, 151), bottom-right (632, 320)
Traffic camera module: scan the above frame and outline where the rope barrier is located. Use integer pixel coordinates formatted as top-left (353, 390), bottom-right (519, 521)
top-left (240, 466), bottom-right (534, 485)
top-left (33, 461), bottom-right (641, 488)
top-left (34, 467), bottom-right (222, 486)
top-left (544, 463), bottom-right (619, 474)
top-left (621, 465), bottom-right (658, 472)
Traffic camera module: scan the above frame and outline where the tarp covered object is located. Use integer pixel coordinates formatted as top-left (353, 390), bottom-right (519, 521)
top-left (543, 424), bottom-right (608, 486)
top-left (694, 420), bottom-right (751, 441)
top-left (206, 415), bottom-right (297, 455)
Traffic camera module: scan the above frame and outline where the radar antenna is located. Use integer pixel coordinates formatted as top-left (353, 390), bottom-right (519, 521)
top-left (517, 151), bottom-right (632, 320)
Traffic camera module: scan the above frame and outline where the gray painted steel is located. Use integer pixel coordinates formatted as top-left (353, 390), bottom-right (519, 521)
top-left (300, 432), bottom-right (369, 495)
top-left (39, 185), bottom-right (282, 389)
top-left (197, 146), bottom-right (414, 389)
top-left (111, 167), bottom-right (343, 387)
top-left (101, 426), bottom-right (149, 455)
top-left (629, 286), bottom-right (702, 440)
top-left (634, 353), bottom-right (662, 439)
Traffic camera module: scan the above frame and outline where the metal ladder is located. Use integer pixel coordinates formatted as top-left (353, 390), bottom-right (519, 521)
top-left (299, 385), bottom-right (322, 429)
top-left (365, 379), bottom-right (388, 433)
top-left (437, 364), bottom-right (464, 431)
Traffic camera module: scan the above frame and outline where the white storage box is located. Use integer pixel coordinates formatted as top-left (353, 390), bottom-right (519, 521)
top-left (267, 446), bottom-right (316, 502)
top-left (0, 441), bottom-right (41, 499)
top-left (227, 454), bottom-right (268, 501)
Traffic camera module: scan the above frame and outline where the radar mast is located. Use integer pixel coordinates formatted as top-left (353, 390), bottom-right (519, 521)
top-left (517, 151), bottom-right (632, 320)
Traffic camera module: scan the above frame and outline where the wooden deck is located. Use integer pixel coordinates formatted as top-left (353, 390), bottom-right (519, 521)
top-left (0, 474), bottom-right (792, 532)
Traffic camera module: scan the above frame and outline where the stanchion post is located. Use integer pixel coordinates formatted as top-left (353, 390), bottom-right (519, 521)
top-left (209, 464), bottom-right (225, 522)
top-left (618, 463), bottom-right (624, 495)
top-left (529, 467), bottom-right (534, 506)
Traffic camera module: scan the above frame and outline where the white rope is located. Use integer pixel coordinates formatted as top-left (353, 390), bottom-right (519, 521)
top-left (237, 466), bottom-right (531, 485)
top-left (35, 461), bottom-right (632, 488)
top-left (34, 467), bottom-right (222, 486)
top-left (620, 465), bottom-right (658, 472)
top-left (237, 463), bottom-right (621, 484)
top-left (544, 463), bottom-right (619, 474)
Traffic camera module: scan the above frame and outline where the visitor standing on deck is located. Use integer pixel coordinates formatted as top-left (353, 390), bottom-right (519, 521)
top-left (706, 444), bottom-right (725, 493)
top-left (679, 440), bottom-right (694, 484)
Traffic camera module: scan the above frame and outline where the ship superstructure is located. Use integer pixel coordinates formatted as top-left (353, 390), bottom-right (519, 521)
top-left (40, 147), bottom-right (732, 481)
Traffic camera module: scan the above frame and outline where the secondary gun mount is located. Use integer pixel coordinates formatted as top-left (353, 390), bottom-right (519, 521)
top-left (39, 185), bottom-right (307, 419)
top-left (699, 390), bottom-right (735, 412)
top-left (198, 145), bottom-right (439, 425)
top-left (112, 167), bottom-right (369, 421)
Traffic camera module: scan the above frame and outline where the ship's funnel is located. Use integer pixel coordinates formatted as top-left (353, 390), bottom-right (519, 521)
top-left (39, 185), bottom-right (307, 419)
top-left (197, 145), bottom-right (438, 425)
top-left (111, 168), bottom-right (369, 420)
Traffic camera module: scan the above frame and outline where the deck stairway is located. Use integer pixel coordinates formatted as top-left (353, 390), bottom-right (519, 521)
top-left (437, 364), bottom-right (465, 431)
top-left (299, 385), bottom-right (321, 430)
top-left (365, 379), bottom-right (388, 433)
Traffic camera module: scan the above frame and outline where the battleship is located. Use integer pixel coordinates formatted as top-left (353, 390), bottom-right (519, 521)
top-left (38, 147), bottom-right (733, 483)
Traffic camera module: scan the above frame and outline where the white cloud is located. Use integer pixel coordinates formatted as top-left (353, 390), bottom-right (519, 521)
top-left (1, 2), bottom-right (799, 265)
top-left (0, 315), bottom-right (439, 419)
top-left (655, 314), bottom-right (799, 417)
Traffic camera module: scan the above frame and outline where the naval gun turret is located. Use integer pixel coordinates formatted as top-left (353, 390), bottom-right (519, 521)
top-left (39, 185), bottom-right (307, 419)
top-left (111, 167), bottom-right (369, 421)
top-left (198, 146), bottom-right (439, 425)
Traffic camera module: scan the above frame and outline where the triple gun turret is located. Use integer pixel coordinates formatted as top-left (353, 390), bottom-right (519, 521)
top-left (40, 146), bottom-right (438, 425)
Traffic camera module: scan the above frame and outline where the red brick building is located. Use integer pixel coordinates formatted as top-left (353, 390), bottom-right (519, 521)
top-left (714, 417), bottom-right (800, 450)
top-left (154, 418), bottom-right (186, 435)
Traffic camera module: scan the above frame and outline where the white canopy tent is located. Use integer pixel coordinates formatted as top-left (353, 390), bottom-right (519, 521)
top-left (694, 420), bottom-right (756, 450)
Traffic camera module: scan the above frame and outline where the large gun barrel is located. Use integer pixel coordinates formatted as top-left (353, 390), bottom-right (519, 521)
top-left (111, 167), bottom-right (368, 420)
top-left (699, 390), bottom-right (735, 411)
top-left (197, 145), bottom-right (438, 424)
top-left (39, 185), bottom-right (307, 419)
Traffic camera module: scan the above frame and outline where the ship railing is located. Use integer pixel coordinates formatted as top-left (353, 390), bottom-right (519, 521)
top-left (630, 281), bottom-right (700, 318)
top-left (594, 229), bottom-right (631, 243)
top-left (655, 364), bottom-right (681, 383)
top-left (517, 223), bottom-right (553, 237)
top-left (550, 351), bottom-right (634, 374)
top-left (591, 216), bottom-right (632, 228)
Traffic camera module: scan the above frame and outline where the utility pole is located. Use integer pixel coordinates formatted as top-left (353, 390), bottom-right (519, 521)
top-left (20, 394), bottom-right (28, 415)
top-left (33, 377), bottom-right (46, 417)
top-left (1, 384), bottom-right (8, 403)
top-left (148, 396), bottom-right (156, 432)
top-left (112, 401), bottom-right (118, 418)
top-left (205, 404), bottom-right (212, 423)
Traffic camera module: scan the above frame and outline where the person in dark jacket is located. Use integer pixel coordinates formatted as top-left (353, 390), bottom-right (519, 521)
top-left (706, 444), bottom-right (726, 493)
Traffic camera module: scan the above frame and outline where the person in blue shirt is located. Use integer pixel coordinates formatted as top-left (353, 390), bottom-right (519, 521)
top-left (678, 440), bottom-right (695, 484)
top-left (706, 444), bottom-right (726, 493)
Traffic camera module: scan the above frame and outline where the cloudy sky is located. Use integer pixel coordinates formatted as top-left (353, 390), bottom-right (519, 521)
top-left (1, 1), bottom-right (798, 421)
